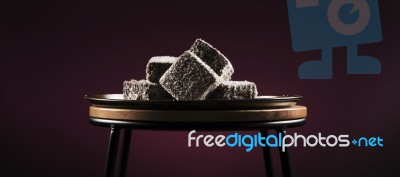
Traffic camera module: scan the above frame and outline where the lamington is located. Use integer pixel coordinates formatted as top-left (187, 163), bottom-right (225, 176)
top-left (207, 81), bottom-right (258, 99)
top-left (123, 79), bottom-right (173, 100)
top-left (159, 51), bottom-right (221, 100)
top-left (189, 38), bottom-right (234, 80)
top-left (146, 56), bottom-right (177, 83)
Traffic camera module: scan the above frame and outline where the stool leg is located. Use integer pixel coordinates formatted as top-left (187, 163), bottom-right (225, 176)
top-left (118, 129), bottom-right (132, 177)
top-left (260, 130), bottom-right (274, 177)
top-left (277, 128), bottom-right (291, 177)
top-left (104, 125), bottom-right (120, 177)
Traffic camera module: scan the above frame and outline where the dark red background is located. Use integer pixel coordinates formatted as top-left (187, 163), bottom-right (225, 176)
top-left (1, 0), bottom-right (399, 177)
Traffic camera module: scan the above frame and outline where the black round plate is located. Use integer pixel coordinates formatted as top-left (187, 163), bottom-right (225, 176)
top-left (84, 94), bottom-right (302, 110)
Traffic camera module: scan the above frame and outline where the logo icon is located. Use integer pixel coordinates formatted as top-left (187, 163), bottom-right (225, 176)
top-left (287, 0), bottom-right (383, 79)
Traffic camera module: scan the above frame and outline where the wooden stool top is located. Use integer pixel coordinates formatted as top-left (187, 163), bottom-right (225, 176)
top-left (89, 105), bottom-right (307, 123)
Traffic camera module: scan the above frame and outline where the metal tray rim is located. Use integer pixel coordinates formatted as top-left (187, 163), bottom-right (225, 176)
top-left (84, 93), bottom-right (302, 110)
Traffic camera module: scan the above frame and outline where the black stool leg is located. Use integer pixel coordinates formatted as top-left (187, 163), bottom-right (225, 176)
top-left (104, 125), bottom-right (121, 177)
top-left (118, 129), bottom-right (132, 177)
top-left (277, 128), bottom-right (291, 177)
top-left (260, 130), bottom-right (274, 177)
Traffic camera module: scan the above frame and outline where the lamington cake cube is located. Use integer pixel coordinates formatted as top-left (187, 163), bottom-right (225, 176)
top-left (189, 38), bottom-right (234, 80)
top-left (207, 81), bottom-right (258, 99)
top-left (160, 51), bottom-right (221, 100)
top-left (146, 56), bottom-right (178, 83)
top-left (123, 79), bottom-right (173, 100)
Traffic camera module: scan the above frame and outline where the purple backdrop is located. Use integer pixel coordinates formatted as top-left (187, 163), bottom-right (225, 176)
top-left (1, 0), bottom-right (399, 177)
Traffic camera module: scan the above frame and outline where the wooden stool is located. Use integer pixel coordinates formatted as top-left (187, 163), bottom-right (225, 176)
top-left (88, 105), bottom-right (307, 177)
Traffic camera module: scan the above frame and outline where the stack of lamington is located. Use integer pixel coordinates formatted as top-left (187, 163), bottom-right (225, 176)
top-left (123, 39), bottom-right (258, 101)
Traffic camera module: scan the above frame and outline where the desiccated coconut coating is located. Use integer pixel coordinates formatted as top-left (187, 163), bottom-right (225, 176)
top-left (189, 38), bottom-right (234, 80)
top-left (159, 51), bottom-right (221, 100)
top-left (207, 81), bottom-right (258, 99)
top-left (123, 79), bottom-right (173, 100)
top-left (146, 56), bottom-right (177, 84)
